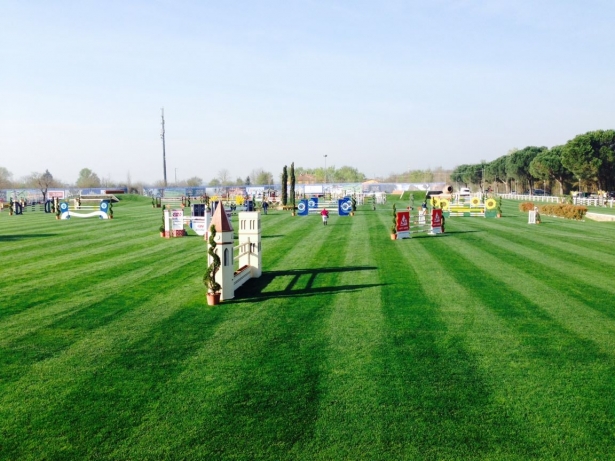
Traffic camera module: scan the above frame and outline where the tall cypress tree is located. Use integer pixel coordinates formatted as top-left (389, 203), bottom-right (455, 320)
top-left (290, 162), bottom-right (296, 210)
top-left (281, 165), bottom-right (288, 206)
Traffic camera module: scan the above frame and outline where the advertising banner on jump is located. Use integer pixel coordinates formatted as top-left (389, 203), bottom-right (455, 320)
top-left (431, 209), bottom-right (443, 234)
top-left (297, 199), bottom-right (309, 216)
top-left (191, 214), bottom-right (210, 236)
top-left (396, 211), bottom-right (410, 239)
top-left (308, 197), bottom-right (318, 209)
top-left (171, 209), bottom-right (184, 231)
top-left (338, 197), bottom-right (352, 216)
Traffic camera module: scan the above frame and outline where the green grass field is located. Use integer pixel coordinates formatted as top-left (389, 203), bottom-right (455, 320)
top-left (1, 196), bottom-right (615, 460)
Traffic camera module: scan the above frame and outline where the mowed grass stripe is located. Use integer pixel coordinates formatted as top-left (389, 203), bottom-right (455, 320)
top-left (495, 203), bottom-right (615, 255)
top-left (456, 214), bottom-right (615, 274)
top-left (298, 213), bottom-right (386, 459)
top-left (434, 222), bottom-right (615, 353)
top-left (445, 216), bottom-right (615, 325)
top-left (0, 235), bottom-right (192, 300)
top-left (0, 246), bottom-right (204, 345)
top-left (422, 235), bottom-right (615, 456)
top-left (363, 208), bottom-right (534, 458)
top-left (451, 221), bottom-right (615, 320)
top-left (0, 249), bottom-right (205, 395)
top-left (399, 236), bottom-right (554, 458)
top-left (2, 220), bottom-right (166, 267)
top-left (0, 236), bottom-right (204, 320)
top-left (0, 263), bottom-right (208, 460)
top-left (107, 214), bottom-right (348, 458)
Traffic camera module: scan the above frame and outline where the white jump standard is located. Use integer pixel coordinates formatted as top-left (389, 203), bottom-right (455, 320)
top-left (207, 203), bottom-right (262, 301)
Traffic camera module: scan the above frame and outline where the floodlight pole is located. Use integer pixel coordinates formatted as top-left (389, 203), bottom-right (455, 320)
top-left (324, 154), bottom-right (328, 185)
top-left (161, 108), bottom-right (167, 187)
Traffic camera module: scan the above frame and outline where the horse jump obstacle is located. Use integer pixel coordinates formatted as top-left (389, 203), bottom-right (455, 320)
top-left (433, 196), bottom-right (497, 218)
top-left (207, 203), bottom-right (261, 301)
top-left (162, 206), bottom-right (210, 237)
top-left (59, 198), bottom-right (110, 219)
top-left (396, 208), bottom-right (444, 238)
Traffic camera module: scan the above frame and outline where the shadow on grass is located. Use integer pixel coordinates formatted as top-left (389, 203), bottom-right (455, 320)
top-left (440, 230), bottom-right (483, 234)
top-left (229, 266), bottom-right (381, 302)
top-left (0, 234), bottom-right (58, 241)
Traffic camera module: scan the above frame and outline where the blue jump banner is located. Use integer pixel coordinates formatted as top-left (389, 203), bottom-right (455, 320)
top-left (297, 199), bottom-right (309, 216)
top-left (308, 197), bottom-right (318, 210)
top-left (338, 197), bottom-right (352, 216)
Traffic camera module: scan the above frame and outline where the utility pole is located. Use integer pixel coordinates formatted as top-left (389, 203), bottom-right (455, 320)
top-left (161, 108), bottom-right (167, 187)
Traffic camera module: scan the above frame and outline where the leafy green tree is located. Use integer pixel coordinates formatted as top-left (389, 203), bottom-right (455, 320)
top-left (506, 146), bottom-right (546, 193)
top-left (186, 176), bottom-right (203, 187)
top-left (485, 156), bottom-right (509, 193)
top-left (208, 178), bottom-right (221, 187)
top-left (76, 168), bottom-right (101, 188)
top-left (529, 146), bottom-right (572, 195)
top-left (0, 167), bottom-right (13, 188)
top-left (450, 164), bottom-right (481, 188)
top-left (245, 176), bottom-right (251, 186)
top-left (252, 169), bottom-right (273, 185)
top-left (562, 130), bottom-right (615, 191)
top-left (332, 166), bottom-right (366, 183)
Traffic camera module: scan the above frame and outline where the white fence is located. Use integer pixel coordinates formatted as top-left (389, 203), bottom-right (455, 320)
top-left (573, 197), bottom-right (614, 208)
top-left (498, 194), bottom-right (614, 208)
top-left (498, 194), bottom-right (562, 203)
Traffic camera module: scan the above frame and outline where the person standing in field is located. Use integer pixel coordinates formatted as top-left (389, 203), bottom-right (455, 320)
top-left (320, 207), bottom-right (329, 226)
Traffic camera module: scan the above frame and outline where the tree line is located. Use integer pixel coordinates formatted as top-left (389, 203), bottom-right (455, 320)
top-left (451, 129), bottom-right (615, 195)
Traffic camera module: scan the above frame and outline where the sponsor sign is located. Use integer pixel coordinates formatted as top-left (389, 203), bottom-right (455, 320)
top-left (171, 209), bottom-right (184, 231)
top-left (191, 215), bottom-right (209, 236)
top-left (338, 198), bottom-right (352, 216)
top-left (305, 185), bottom-right (323, 194)
top-left (396, 211), bottom-right (410, 232)
top-left (297, 199), bottom-right (309, 216)
top-left (308, 197), bottom-right (318, 209)
top-left (396, 211), bottom-right (410, 238)
top-left (48, 190), bottom-right (65, 199)
top-left (431, 209), bottom-right (443, 234)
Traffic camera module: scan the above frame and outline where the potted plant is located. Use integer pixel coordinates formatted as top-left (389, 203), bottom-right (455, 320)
top-left (496, 196), bottom-right (502, 218)
top-left (160, 207), bottom-right (166, 237)
top-left (203, 224), bottom-right (222, 305)
top-left (391, 204), bottom-right (397, 240)
top-left (108, 201), bottom-right (114, 219)
top-left (351, 195), bottom-right (357, 216)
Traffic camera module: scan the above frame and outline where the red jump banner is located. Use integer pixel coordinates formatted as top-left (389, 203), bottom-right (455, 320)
top-left (431, 209), bottom-right (443, 234)
top-left (396, 211), bottom-right (410, 238)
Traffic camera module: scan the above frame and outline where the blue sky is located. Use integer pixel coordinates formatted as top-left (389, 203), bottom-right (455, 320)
top-left (1, 0), bottom-right (614, 185)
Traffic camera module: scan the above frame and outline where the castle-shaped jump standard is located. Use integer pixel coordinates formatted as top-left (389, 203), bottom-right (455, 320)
top-left (208, 202), bottom-right (262, 301)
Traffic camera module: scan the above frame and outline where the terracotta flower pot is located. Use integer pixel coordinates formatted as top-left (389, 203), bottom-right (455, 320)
top-left (207, 292), bottom-right (221, 306)
top-left (391, 233), bottom-right (397, 240)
